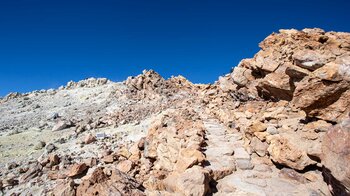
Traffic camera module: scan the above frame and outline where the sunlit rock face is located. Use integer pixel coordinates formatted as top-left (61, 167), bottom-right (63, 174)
top-left (1, 28), bottom-right (350, 196)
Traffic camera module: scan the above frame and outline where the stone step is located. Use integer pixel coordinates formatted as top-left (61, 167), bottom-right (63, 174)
top-left (202, 116), bottom-right (246, 180)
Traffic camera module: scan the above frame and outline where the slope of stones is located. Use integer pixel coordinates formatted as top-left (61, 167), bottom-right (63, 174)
top-left (0, 28), bottom-right (349, 196)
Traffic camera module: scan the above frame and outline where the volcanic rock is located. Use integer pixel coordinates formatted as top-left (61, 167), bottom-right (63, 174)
top-left (67, 163), bottom-right (88, 177)
top-left (321, 117), bottom-right (350, 195)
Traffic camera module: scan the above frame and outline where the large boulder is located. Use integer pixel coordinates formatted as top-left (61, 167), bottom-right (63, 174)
top-left (321, 117), bottom-right (350, 195)
top-left (163, 166), bottom-right (210, 196)
top-left (267, 136), bottom-right (316, 170)
top-left (291, 76), bottom-right (350, 122)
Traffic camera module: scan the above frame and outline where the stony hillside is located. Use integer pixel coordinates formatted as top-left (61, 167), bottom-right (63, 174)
top-left (0, 28), bottom-right (349, 196)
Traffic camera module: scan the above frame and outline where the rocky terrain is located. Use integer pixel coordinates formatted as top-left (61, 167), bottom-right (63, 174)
top-left (0, 28), bottom-right (349, 196)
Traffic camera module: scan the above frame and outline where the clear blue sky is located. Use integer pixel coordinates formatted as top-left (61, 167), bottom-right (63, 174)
top-left (1, 0), bottom-right (349, 96)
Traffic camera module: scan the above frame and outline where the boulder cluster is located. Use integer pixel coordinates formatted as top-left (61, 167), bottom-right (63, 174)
top-left (0, 28), bottom-right (349, 196)
top-left (230, 28), bottom-right (350, 122)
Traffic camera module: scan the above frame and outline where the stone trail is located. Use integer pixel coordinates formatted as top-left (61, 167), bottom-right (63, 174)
top-left (200, 113), bottom-right (330, 196)
top-left (201, 114), bottom-right (252, 182)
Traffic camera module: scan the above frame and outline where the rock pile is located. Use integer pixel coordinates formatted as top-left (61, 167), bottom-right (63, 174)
top-left (230, 28), bottom-right (350, 122)
top-left (0, 28), bottom-right (349, 195)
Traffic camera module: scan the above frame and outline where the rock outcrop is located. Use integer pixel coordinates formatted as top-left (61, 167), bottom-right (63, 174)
top-left (1, 28), bottom-right (349, 196)
top-left (321, 117), bottom-right (350, 195)
top-left (231, 28), bottom-right (350, 122)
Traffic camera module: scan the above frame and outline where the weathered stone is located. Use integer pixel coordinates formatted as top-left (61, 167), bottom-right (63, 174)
top-left (293, 50), bottom-right (330, 71)
top-left (255, 50), bottom-right (281, 72)
top-left (279, 168), bottom-right (308, 183)
top-left (52, 121), bottom-right (69, 132)
top-left (48, 154), bottom-right (60, 167)
top-left (76, 167), bottom-right (144, 196)
top-left (304, 120), bottom-right (332, 133)
top-left (102, 155), bottom-right (115, 164)
top-left (2, 177), bottom-right (17, 187)
top-left (251, 137), bottom-right (268, 157)
top-left (163, 166), bottom-right (210, 196)
top-left (117, 160), bottom-right (133, 173)
top-left (268, 136), bottom-right (315, 170)
top-left (67, 163), bottom-right (87, 177)
top-left (174, 148), bottom-right (205, 172)
top-left (84, 134), bottom-right (96, 144)
top-left (34, 141), bottom-right (46, 150)
top-left (234, 147), bottom-right (251, 160)
top-left (285, 65), bottom-right (311, 79)
top-left (117, 147), bottom-right (131, 158)
top-left (249, 121), bottom-right (267, 133)
top-left (313, 62), bottom-right (343, 81)
top-left (19, 163), bottom-right (42, 184)
top-left (233, 147), bottom-right (254, 170)
top-left (257, 72), bottom-right (293, 101)
top-left (321, 118), bottom-right (350, 194)
top-left (266, 126), bottom-right (279, 135)
top-left (52, 179), bottom-right (76, 196)
top-left (84, 157), bottom-right (98, 167)
top-left (46, 143), bottom-right (56, 153)
top-left (6, 162), bottom-right (18, 170)
top-left (231, 66), bottom-right (254, 87)
top-left (292, 77), bottom-right (350, 122)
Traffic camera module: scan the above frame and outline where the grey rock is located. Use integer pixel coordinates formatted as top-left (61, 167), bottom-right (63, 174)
top-left (34, 141), bottom-right (46, 150)
top-left (236, 159), bottom-right (254, 170)
top-left (266, 126), bottom-right (279, 135)
top-left (45, 143), bottom-right (56, 153)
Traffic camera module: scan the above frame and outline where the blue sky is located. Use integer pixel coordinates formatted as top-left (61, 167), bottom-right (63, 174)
top-left (1, 0), bottom-right (350, 96)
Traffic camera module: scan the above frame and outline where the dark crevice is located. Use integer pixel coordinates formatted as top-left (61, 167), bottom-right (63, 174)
top-left (300, 164), bottom-right (323, 173)
top-left (322, 167), bottom-right (349, 196)
top-left (301, 116), bottom-right (321, 124)
top-left (271, 160), bottom-right (322, 173)
top-left (251, 69), bottom-right (266, 79)
top-left (206, 179), bottom-right (218, 196)
top-left (307, 154), bottom-right (322, 163)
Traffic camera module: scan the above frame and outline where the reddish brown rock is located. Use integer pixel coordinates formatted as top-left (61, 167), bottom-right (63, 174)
top-left (292, 77), bottom-right (350, 122)
top-left (102, 155), bottom-right (115, 164)
top-left (48, 171), bottom-right (67, 180)
top-left (19, 163), bottom-right (42, 184)
top-left (117, 160), bottom-right (133, 173)
top-left (76, 167), bottom-right (144, 196)
top-left (84, 134), bottom-right (96, 144)
top-left (174, 148), bottom-right (205, 172)
top-left (229, 28), bottom-right (350, 122)
top-left (48, 154), bottom-right (60, 167)
top-left (67, 163), bottom-right (88, 177)
top-left (257, 72), bottom-right (294, 101)
top-left (321, 118), bottom-right (350, 195)
top-left (52, 179), bottom-right (76, 196)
